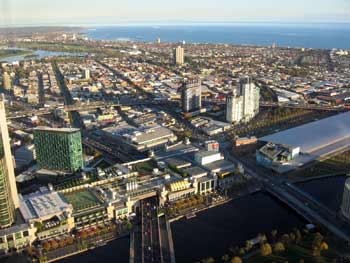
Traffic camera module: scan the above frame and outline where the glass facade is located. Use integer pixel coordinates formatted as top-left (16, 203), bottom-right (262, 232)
top-left (0, 137), bottom-right (15, 228)
top-left (34, 128), bottom-right (83, 172)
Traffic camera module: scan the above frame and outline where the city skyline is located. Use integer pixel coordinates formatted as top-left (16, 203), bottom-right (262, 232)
top-left (0, 0), bottom-right (349, 26)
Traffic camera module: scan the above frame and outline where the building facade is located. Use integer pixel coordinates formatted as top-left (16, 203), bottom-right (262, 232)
top-left (0, 102), bottom-right (19, 229)
top-left (226, 95), bottom-right (243, 123)
top-left (226, 77), bottom-right (260, 123)
top-left (34, 127), bottom-right (83, 173)
top-left (182, 80), bottom-right (202, 113)
top-left (173, 46), bottom-right (184, 65)
top-left (2, 72), bottom-right (12, 90)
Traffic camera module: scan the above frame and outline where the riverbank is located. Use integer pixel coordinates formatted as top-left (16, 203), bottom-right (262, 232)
top-left (0, 49), bottom-right (33, 59)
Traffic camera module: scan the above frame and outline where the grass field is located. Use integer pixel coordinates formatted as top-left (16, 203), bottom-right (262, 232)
top-left (246, 232), bottom-right (338, 263)
top-left (288, 150), bottom-right (350, 179)
top-left (63, 190), bottom-right (102, 212)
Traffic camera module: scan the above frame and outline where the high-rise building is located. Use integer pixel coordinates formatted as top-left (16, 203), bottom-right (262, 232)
top-left (226, 77), bottom-right (260, 123)
top-left (182, 79), bottom-right (202, 113)
top-left (83, 68), bottom-right (90, 80)
top-left (2, 72), bottom-right (12, 90)
top-left (34, 127), bottom-right (84, 173)
top-left (156, 37), bottom-right (161, 44)
top-left (0, 101), bottom-right (19, 228)
top-left (173, 46), bottom-right (184, 65)
top-left (226, 95), bottom-right (243, 123)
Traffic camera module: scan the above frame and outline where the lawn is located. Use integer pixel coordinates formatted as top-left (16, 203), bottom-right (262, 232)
top-left (63, 190), bottom-right (102, 212)
top-left (246, 232), bottom-right (338, 263)
top-left (288, 150), bottom-right (350, 179)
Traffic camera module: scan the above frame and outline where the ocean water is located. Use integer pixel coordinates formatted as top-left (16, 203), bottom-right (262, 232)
top-left (85, 23), bottom-right (350, 49)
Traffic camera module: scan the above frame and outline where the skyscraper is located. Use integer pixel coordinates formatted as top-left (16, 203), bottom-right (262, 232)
top-left (0, 101), bottom-right (19, 228)
top-left (173, 46), bottom-right (184, 65)
top-left (2, 72), bottom-right (12, 90)
top-left (226, 77), bottom-right (260, 123)
top-left (226, 95), bottom-right (243, 123)
top-left (182, 79), bottom-right (202, 113)
top-left (34, 127), bottom-right (83, 173)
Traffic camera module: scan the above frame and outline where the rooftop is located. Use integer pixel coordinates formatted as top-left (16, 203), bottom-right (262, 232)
top-left (260, 112), bottom-right (350, 155)
top-left (19, 188), bottom-right (72, 221)
top-left (35, 126), bottom-right (80, 133)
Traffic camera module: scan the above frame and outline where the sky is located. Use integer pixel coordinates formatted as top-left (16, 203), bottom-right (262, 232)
top-left (0, 0), bottom-right (349, 26)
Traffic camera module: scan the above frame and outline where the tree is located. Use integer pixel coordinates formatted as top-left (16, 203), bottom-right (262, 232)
top-left (231, 257), bottom-right (243, 263)
top-left (312, 232), bottom-right (323, 249)
top-left (320, 242), bottom-right (329, 251)
top-left (281, 234), bottom-right (290, 245)
top-left (43, 241), bottom-right (51, 252)
top-left (274, 242), bottom-right (285, 253)
top-left (271, 229), bottom-right (278, 241)
top-left (59, 239), bottom-right (67, 248)
top-left (66, 236), bottom-right (74, 245)
top-left (201, 257), bottom-right (215, 263)
top-left (50, 240), bottom-right (59, 250)
top-left (295, 229), bottom-right (302, 244)
top-left (260, 243), bottom-right (272, 257)
top-left (221, 254), bottom-right (230, 262)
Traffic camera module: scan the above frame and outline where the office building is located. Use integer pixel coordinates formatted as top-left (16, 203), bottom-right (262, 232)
top-left (226, 77), bottom-right (260, 123)
top-left (0, 101), bottom-right (19, 228)
top-left (173, 46), bottom-right (184, 65)
top-left (34, 127), bottom-right (83, 173)
top-left (182, 80), bottom-right (202, 112)
top-left (2, 72), bottom-right (11, 90)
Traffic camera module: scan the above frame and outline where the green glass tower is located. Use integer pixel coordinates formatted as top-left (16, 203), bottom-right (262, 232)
top-left (34, 127), bottom-right (83, 173)
top-left (0, 102), bottom-right (19, 228)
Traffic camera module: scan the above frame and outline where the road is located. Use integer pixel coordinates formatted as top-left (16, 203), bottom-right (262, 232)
top-left (141, 198), bottom-right (162, 263)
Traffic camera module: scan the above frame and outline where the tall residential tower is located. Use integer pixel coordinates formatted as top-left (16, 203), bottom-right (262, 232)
top-left (182, 79), bottom-right (202, 113)
top-left (226, 77), bottom-right (260, 123)
top-left (173, 46), bottom-right (184, 65)
top-left (0, 101), bottom-right (19, 228)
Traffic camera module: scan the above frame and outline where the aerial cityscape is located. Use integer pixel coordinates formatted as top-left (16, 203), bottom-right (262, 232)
top-left (0, 1), bottom-right (350, 263)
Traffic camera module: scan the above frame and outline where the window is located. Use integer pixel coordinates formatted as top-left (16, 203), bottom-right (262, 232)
top-left (23, 231), bottom-right (29, 237)
top-left (15, 232), bottom-right (22, 240)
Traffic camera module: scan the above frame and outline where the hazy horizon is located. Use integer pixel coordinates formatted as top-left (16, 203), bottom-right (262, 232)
top-left (1, 0), bottom-right (349, 26)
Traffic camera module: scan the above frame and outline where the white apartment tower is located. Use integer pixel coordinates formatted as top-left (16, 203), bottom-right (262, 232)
top-left (226, 77), bottom-right (260, 123)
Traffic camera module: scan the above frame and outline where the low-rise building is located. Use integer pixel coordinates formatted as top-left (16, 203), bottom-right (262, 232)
top-left (256, 142), bottom-right (300, 168)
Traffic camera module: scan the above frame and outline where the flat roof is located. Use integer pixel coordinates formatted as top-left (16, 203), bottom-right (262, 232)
top-left (165, 157), bottom-right (192, 168)
top-left (35, 126), bottom-right (80, 133)
top-left (183, 166), bottom-right (208, 177)
top-left (260, 112), bottom-right (350, 155)
top-left (20, 190), bottom-right (72, 221)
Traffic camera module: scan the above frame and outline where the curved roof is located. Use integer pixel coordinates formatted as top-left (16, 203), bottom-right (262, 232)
top-left (260, 112), bottom-right (350, 154)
